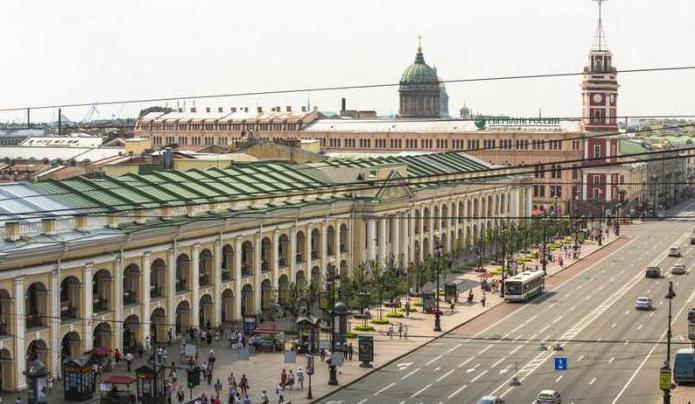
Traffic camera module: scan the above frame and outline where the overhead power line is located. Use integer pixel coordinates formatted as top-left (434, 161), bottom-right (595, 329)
top-left (1, 65), bottom-right (694, 112)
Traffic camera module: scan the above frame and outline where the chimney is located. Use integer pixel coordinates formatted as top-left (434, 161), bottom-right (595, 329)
top-left (41, 218), bottom-right (56, 235)
top-left (275, 106), bottom-right (281, 113)
top-left (244, 107), bottom-right (249, 112)
top-left (190, 107), bottom-right (196, 113)
top-left (4, 221), bottom-right (20, 241)
top-left (178, 108), bottom-right (183, 113)
top-left (286, 106), bottom-right (292, 112)
top-left (301, 106), bottom-right (307, 112)
top-left (218, 107), bottom-right (223, 113)
top-left (257, 106), bottom-right (263, 113)
top-left (205, 107), bottom-right (211, 113)
top-left (231, 107), bottom-right (237, 113)
top-left (341, 97), bottom-right (346, 113)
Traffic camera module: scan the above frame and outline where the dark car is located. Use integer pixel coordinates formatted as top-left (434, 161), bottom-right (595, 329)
top-left (688, 308), bottom-right (695, 323)
top-left (646, 266), bottom-right (662, 278)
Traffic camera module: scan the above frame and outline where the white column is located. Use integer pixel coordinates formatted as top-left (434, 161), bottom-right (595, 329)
top-left (191, 244), bottom-right (200, 328)
top-left (377, 216), bottom-right (387, 267)
top-left (50, 271), bottom-right (60, 377)
top-left (233, 238), bottom-right (242, 320)
top-left (391, 214), bottom-right (400, 262)
top-left (114, 256), bottom-right (124, 352)
top-left (366, 218), bottom-right (377, 262)
top-left (510, 188), bottom-right (520, 220)
top-left (333, 221), bottom-right (340, 258)
top-left (83, 264), bottom-right (94, 351)
top-left (582, 173), bottom-right (588, 202)
top-left (401, 211), bottom-right (410, 264)
top-left (14, 277), bottom-right (26, 390)
top-left (141, 253), bottom-right (151, 342)
top-left (453, 201), bottom-right (459, 245)
top-left (305, 224), bottom-right (313, 269)
top-left (167, 248), bottom-right (177, 328)
top-left (606, 175), bottom-right (613, 201)
top-left (526, 189), bottom-right (533, 213)
top-left (254, 233), bottom-right (262, 314)
top-left (321, 222), bottom-right (328, 273)
top-left (347, 220), bottom-right (354, 274)
top-left (289, 227), bottom-right (297, 278)
top-left (213, 241), bottom-right (223, 327)
top-left (272, 230), bottom-right (280, 294)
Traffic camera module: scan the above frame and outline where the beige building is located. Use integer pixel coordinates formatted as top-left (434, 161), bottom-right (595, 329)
top-left (0, 151), bottom-right (530, 391)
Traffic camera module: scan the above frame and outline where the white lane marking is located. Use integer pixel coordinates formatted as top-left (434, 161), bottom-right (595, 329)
top-left (598, 285), bottom-right (605, 291)
top-left (598, 337), bottom-right (603, 342)
top-left (401, 367), bottom-right (420, 380)
top-left (575, 285), bottom-right (582, 290)
top-left (624, 339), bottom-right (630, 345)
top-left (514, 334), bottom-right (524, 341)
top-left (446, 343), bottom-right (462, 353)
top-left (566, 292), bottom-right (573, 298)
top-left (447, 384), bottom-right (467, 399)
top-left (436, 369), bottom-right (455, 382)
top-left (470, 370), bottom-right (488, 383)
top-left (528, 333), bottom-right (539, 342)
top-left (478, 345), bottom-right (492, 355)
top-left (525, 315), bottom-right (539, 324)
top-left (538, 324), bottom-right (551, 334)
top-left (434, 366), bottom-right (440, 372)
top-left (511, 324), bottom-right (524, 333)
top-left (458, 357), bottom-right (474, 368)
top-left (552, 315), bottom-right (563, 324)
top-left (491, 357), bottom-right (506, 368)
top-left (549, 303), bottom-right (556, 309)
top-left (495, 333), bottom-right (510, 344)
top-left (624, 310), bottom-right (630, 315)
top-left (411, 383), bottom-right (432, 398)
top-left (425, 355), bottom-right (442, 366)
top-left (608, 357), bottom-right (615, 364)
top-left (555, 375), bottom-right (564, 382)
top-left (611, 322), bottom-right (617, 328)
top-left (509, 345), bottom-right (523, 355)
top-left (499, 364), bottom-right (512, 374)
top-left (357, 400), bottom-right (368, 404)
top-left (611, 290), bottom-right (695, 404)
top-left (570, 306), bottom-right (577, 312)
top-left (584, 295), bottom-right (593, 301)
top-left (374, 382), bottom-right (395, 395)
top-left (578, 354), bottom-right (584, 362)
top-left (589, 377), bottom-right (597, 385)
top-left (637, 324), bottom-right (643, 330)
top-left (466, 363), bottom-right (480, 373)
top-left (659, 300), bottom-right (664, 306)
top-left (649, 312), bottom-right (655, 317)
top-left (647, 289), bottom-right (651, 294)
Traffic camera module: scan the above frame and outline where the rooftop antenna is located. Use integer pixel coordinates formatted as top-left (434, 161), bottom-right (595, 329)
top-left (592, 0), bottom-right (608, 51)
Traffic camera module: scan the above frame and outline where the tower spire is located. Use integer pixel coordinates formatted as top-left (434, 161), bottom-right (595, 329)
top-left (592, 0), bottom-right (608, 51)
top-left (414, 35), bottom-right (425, 64)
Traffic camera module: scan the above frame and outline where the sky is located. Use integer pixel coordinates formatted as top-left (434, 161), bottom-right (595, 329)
top-left (0, 0), bottom-right (694, 123)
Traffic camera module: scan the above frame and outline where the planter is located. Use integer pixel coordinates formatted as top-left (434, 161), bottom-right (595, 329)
top-left (354, 325), bottom-right (375, 332)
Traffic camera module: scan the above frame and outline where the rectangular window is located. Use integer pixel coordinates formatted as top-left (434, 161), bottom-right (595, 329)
top-left (593, 175), bottom-right (600, 185)
top-left (593, 144), bottom-right (601, 158)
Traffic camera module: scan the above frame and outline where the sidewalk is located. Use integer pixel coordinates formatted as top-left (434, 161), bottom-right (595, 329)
top-left (11, 233), bottom-right (620, 404)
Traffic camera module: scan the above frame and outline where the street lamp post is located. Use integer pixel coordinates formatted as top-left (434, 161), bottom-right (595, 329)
top-left (433, 238), bottom-right (442, 332)
top-left (541, 218), bottom-right (547, 275)
top-left (500, 225), bottom-right (506, 298)
top-left (662, 281), bottom-right (676, 403)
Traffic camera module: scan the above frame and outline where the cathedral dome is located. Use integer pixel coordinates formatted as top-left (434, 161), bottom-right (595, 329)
top-left (400, 46), bottom-right (439, 84)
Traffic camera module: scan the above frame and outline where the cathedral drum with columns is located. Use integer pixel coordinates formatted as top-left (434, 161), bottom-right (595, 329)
top-left (0, 152), bottom-right (531, 392)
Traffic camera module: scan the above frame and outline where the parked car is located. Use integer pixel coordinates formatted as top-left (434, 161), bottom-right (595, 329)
top-left (477, 396), bottom-right (506, 404)
top-left (690, 235), bottom-right (695, 245)
top-left (674, 348), bottom-right (695, 384)
top-left (672, 262), bottom-right (687, 275)
top-left (535, 389), bottom-right (562, 404)
top-left (636, 296), bottom-right (653, 310)
top-left (688, 308), bottom-right (695, 323)
top-left (646, 266), bottom-right (662, 278)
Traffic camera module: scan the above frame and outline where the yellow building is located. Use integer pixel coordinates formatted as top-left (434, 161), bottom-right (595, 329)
top-left (0, 152), bottom-right (530, 391)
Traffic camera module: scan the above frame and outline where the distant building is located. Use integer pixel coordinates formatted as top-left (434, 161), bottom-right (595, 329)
top-left (398, 39), bottom-right (444, 118)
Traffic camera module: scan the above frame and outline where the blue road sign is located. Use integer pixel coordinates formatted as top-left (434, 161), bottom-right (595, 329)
top-left (554, 357), bottom-right (568, 371)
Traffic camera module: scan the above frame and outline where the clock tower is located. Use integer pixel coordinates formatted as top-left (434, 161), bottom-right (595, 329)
top-left (582, 0), bottom-right (620, 204)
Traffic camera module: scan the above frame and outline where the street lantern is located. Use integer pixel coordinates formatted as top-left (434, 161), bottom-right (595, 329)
top-left (24, 359), bottom-right (49, 404)
top-left (663, 281), bottom-right (676, 404)
top-left (433, 238), bottom-right (442, 332)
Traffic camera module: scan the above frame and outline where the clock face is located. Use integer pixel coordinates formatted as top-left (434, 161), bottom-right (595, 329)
top-left (592, 94), bottom-right (603, 103)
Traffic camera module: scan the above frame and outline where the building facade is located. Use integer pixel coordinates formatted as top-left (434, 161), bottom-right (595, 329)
top-left (0, 152), bottom-right (531, 391)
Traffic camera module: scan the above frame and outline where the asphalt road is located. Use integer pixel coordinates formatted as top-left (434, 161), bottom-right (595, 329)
top-left (317, 200), bottom-right (695, 404)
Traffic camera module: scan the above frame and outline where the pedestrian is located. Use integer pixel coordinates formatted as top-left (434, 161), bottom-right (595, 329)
top-left (387, 324), bottom-right (394, 339)
top-left (398, 323), bottom-right (403, 339)
top-left (114, 349), bottom-right (121, 370)
top-left (343, 342), bottom-right (349, 359)
top-left (403, 325), bottom-right (408, 339)
top-left (275, 384), bottom-right (284, 403)
top-left (212, 378), bottom-right (222, 397)
top-left (348, 343), bottom-right (354, 360)
top-left (260, 389), bottom-right (270, 404)
top-left (405, 301), bottom-right (411, 317)
top-left (168, 328), bottom-right (173, 345)
top-left (295, 367), bottom-right (305, 390)
top-left (287, 370), bottom-right (294, 390)
top-left (280, 368), bottom-right (287, 388)
top-left (125, 351), bottom-right (133, 372)
top-left (177, 386), bottom-right (184, 403)
top-left (481, 293), bottom-right (486, 307)
top-left (319, 348), bottom-right (326, 362)
top-left (239, 374), bottom-right (249, 396)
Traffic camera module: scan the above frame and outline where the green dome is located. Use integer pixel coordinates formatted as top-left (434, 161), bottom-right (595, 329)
top-left (400, 47), bottom-right (439, 84)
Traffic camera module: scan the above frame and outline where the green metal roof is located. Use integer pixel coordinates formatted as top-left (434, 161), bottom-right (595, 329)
top-left (318, 152), bottom-right (489, 178)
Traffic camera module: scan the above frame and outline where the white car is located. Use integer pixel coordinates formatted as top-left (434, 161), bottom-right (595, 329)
top-left (672, 262), bottom-right (687, 275)
top-left (477, 396), bottom-right (506, 404)
top-left (669, 246), bottom-right (682, 257)
top-left (535, 389), bottom-right (561, 404)
top-left (636, 296), bottom-right (653, 310)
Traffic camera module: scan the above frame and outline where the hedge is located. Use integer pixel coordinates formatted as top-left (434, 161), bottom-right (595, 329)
top-left (354, 325), bottom-right (375, 332)
top-left (371, 318), bottom-right (390, 325)
top-left (385, 312), bottom-right (404, 318)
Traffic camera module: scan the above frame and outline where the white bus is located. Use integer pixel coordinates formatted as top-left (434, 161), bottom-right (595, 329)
top-left (503, 271), bottom-right (545, 302)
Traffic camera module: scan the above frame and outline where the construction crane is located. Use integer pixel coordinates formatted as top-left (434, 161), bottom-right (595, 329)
top-left (82, 104), bottom-right (100, 123)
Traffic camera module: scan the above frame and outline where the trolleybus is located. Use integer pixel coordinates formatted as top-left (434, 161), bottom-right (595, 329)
top-left (503, 271), bottom-right (545, 302)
